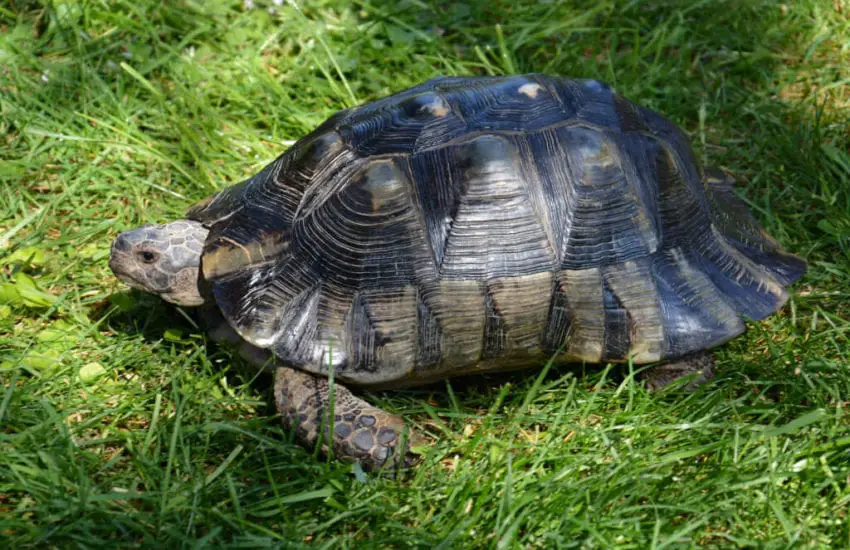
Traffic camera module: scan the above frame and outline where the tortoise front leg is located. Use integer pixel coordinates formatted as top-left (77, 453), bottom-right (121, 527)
top-left (639, 352), bottom-right (716, 392)
top-left (273, 366), bottom-right (422, 471)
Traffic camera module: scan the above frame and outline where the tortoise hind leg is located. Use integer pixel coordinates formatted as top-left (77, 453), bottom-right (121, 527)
top-left (273, 366), bottom-right (423, 471)
top-left (639, 352), bottom-right (716, 392)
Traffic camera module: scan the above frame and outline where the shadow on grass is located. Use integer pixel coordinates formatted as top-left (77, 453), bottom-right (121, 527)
top-left (100, 290), bottom-right (198, 342)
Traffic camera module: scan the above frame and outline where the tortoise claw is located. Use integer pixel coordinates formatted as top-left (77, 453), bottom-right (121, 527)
top-left (274, 366), bottom-right (424, 471)
top-left (327, 407), bottom-right (425, 471)
top-left (640, 352), bottom-right (716, 392)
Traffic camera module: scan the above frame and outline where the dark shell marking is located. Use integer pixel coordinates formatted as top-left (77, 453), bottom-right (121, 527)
top-left (189, 74), bottom-right (806, 387)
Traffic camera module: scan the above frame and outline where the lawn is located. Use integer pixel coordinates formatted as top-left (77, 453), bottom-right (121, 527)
top-left (2, 0), bottom-right (850, 547)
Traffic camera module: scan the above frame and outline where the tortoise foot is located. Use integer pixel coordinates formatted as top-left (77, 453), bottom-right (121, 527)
top-left (640, 352), bottom-right (716, 392)
top-left (273, 366), bottom-right (423, 471)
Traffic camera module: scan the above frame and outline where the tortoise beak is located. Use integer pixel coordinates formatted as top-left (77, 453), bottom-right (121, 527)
top-left (109, 235), bottom-right (141, 288)
top-left (108, 227), bottom-right (151, 281)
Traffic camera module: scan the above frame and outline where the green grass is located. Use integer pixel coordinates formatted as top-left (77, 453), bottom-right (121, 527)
top-left (2, 0), bottom-right (850, 547)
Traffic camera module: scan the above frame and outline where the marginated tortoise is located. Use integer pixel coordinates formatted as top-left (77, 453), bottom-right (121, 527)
top-left (109, 74), bottom-right (806, 470)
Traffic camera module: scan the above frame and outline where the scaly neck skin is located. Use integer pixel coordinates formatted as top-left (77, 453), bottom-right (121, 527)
top-left (109, 220), bottom-right (210, 306)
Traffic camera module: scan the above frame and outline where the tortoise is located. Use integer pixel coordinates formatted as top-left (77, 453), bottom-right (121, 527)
top-left (109, 74), bottom-right (806, 470)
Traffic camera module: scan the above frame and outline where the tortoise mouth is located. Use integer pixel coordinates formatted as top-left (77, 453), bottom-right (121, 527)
top-left (108, 245), bottom-right (128, 279)
top-left (108, 253), bottom-right (146, 291)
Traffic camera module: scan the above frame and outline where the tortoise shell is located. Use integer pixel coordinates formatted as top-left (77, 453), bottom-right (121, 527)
top-left (187, 74), bottom-right (806, 387)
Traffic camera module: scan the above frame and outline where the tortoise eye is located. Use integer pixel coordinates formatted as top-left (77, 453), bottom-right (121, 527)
top-left (139, 250), bottom-right (159, 264)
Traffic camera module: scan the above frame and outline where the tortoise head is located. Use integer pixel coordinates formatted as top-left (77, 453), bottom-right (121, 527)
top-left (109, 220), bottom-right (209, 306)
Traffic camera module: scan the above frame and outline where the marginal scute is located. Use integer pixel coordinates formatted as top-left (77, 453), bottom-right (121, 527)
top-left (202, 232), bottom-right (289, 281)
top-left (415, 290), bottom-right (442, 369)
top-left (202, 237), bottom-right (253, 280)
top-left (346, 286), bottom-right (418, 384)
top-left (543, 275), bottom-right (572, 354)
top-left (483, 290), bottom-right (507, 358)
top-left (653, 247), bottom-right (745, 355)
top-left (432, 279), bottom-right (486, 366)
top-left (561, 268), bottom-right (605, 363)
top-left (702, 167), bottom-right (807, 286)
top-left (693, 225), bottom-right (791, 320)
top-left (710, 225), bottom-right (785, 298)
top-left (602, 259), bottom-right (664, 363)
top-left (602, 279), bottom-right (631, 361)
top-left (294, 286), bottom-right (350, 373)
top-left (186, 179), bottom-right (248, 225)
top-left (487, 272), bottom-right (553, 354)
